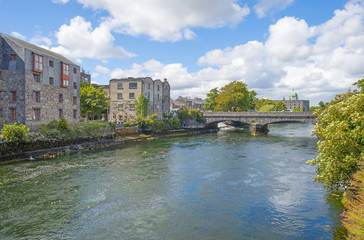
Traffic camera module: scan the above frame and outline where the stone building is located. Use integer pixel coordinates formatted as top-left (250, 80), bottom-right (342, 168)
top-left (0, 33), bottom-right (80, 130)
top-left (275, 89), bottom-right (310, 112)
top-left (170, 96), bottom-right (205, 111)
top-left (80, 69), bottom-right (91, 84)
top-left (109, 77), bottom-right (170, 123)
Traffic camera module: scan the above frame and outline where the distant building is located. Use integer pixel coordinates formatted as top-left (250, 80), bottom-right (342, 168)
top-left (0, 33), bottom-right (80, 130)
top-left (80, 69), bottom-right (91, 84)
top-left (171, 96), bottom-right (205, 111)
top-left (92, 83), bottom-right (109, 97)
top-left (109, 77), bottom-right (170, 123)
top-left (275, 89), bottom-right (310, 111)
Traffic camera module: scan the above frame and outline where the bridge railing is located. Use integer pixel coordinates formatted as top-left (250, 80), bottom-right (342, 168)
top-left (202, 111), bottom-right (315, 117)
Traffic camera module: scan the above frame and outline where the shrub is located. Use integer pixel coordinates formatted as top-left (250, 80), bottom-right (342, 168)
top-left (137, 117), bottom-right (152, 129)
top-left (150, 114), bottom-right (158, 120)
top-left (1, 122), bottom-right (30, 143)
top-left (124, 119), bottom-right (132, 127)
top-left (57, 117), bottom-right (70, 131)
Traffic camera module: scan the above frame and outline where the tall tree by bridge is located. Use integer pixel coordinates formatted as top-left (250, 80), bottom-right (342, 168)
top-left (205, 81), bottom-right (257, 112)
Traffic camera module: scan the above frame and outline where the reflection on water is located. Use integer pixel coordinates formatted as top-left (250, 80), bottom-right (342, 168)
top-left (0, 123), bottom-right (344, 239)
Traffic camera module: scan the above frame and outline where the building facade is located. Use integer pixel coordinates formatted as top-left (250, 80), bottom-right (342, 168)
top-left (80, 69), bottom-right (91, 84)
top-left (171, 96), bottom-right (205, 111)
top-left (109, 77), bottom-right (170, 123)
top-left (0, 33), bottom-right (80, 130)
top-left (275, 89), bottom-right (310, 112)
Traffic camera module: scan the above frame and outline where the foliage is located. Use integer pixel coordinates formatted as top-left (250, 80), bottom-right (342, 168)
top-left (177, 108), bottom-right (189, 122)
top-left (307, 79), bottom-right (364, 189)
top-left (162, 111), bottom-right (174, 120)
top-left (150, 117), bottom-right (181, 132)
top-left (204, 87), bottom-right (219, 111)
top-left (57, 117), bottom-right (70, 132)
top-left (80, 82), bottom-right (109, 120)
top-left (137, 117), bottom-right (152, 129)
top-left (293, 107), bottom-right (301, 112)
top-left (124, 119), bottom-right (132, 127)
top-left (255, 99), bottom-right (286, 112)
top-left (135, 94), bottom-right (149, 118)
top-left (150, 114), bottom-right (158, 121)
top-left (341, 163), bottom-right (364, 239)
top-left (214, 81), bottom-right (256, 112)
top-left (1, 123), bottom-right (30, 143)
top-left (176, 108), bottom-right (204, 124)
top-left (310, 106), bottom-right (321, 112)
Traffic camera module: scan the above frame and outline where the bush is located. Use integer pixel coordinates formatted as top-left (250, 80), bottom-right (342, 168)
top-left (1, 122), bottom-right (30, 143)
top-left (124, 119), bottom-right (132, 127)
top-left (137, 117), bottom-right (152, 129)
top-left (57, 117), bottom-right (70, 131)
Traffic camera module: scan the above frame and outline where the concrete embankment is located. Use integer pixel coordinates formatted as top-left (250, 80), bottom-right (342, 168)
top-left (0, 128), bottom-right (217, 164)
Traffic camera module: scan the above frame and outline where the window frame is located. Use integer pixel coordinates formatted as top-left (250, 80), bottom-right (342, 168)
top-left (129, 93), bottom-right (135, 99)
top-left (73, 109), bottom-right (77, 119)
top-left (59, 109), bottom-right (63, 119)
top-left (32, 108), bottom-right (41, 121)
top-left (49, 60), bottom-right (53, 67)
top-left (49, 77), bottom-right (54, 86)
top-left (33, 91), bottom-right (40, 103)
top-left (61, 63), bottom-right (70, 88)
top-left (59, 94), bottom-right (63, 103)
top-left (73, 96), bottom-right (77, 105)
top-left (117, 83), bottom-right (123, 89)
top-left (33, 54), bottom-right (43, 73)
top-left (129, 83), bottom-right (137, 89)
top-left (33, 73), bottom-right (40, 83)
top-left (10, 54), bottom-right (16, 61)
top-left (10, 108), bottom-right (16, 120)
top-left (10, 91), bottom-right (16, 102)
top-left (117, 93), bottom-right (123, 99)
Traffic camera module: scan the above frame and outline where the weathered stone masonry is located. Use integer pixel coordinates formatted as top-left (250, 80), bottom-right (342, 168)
top-left (0, 33), bottom-right (80, 130)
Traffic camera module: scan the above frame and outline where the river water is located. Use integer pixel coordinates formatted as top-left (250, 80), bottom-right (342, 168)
top-left (0, 123), bottom-right (344, 239)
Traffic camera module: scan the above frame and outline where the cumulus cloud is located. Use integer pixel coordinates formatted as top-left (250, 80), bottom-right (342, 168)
top-left (95, 65), bottom-right (110, 75)
top-left (53, 16), bottom-right (135, 60)
top-left (254, 0), bottom-right (295, 18)
top-left (11, 32), bottom-right (26, 40)
top-left (52, 0), bottom-right (70, 3)
top-left (77, 0), bottom-right (250, 41)
top-left (110, 0), bottom-right (364, 105)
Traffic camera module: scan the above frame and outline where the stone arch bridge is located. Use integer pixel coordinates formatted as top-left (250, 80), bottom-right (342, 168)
top-left (202, 112), bottom-right (317, 136)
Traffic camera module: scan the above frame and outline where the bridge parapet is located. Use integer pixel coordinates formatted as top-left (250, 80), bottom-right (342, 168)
top-left (203, 111), bottom-right (317, 126)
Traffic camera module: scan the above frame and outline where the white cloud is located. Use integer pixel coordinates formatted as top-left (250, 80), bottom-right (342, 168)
top-left (52, 0), bottom-right (70, 3)
top-left (77, 0), bottom-right (250, 41)
top-left (110, 0), bottom-right (364, 105)
top-left (95, 65), bottom-right (110, 75)
top-left (254, 0), bottom-right (294, 18)
top-left (11, 32), bottom-right (26, 40)
top-left (30, 36), bottom-right (53, 48)
top-left (53, 16), bottom-right (135, 60)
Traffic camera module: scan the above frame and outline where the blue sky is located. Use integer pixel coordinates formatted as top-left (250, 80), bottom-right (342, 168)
top-left (1, 0), bottom-right (363, 105)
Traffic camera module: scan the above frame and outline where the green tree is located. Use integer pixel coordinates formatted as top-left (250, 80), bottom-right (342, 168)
top-left (307, 79), bottom-right (364, 189)
top-left (309, 106), bottom-right (321, 112)
top-left (135, 94), bottom-right (149, 118)
top-left (258, 104), bottom-right (276, 112)
top-left (1, 123), bottom-right (30, 143)
top-left (204, 87), bottom-right (219, 111)
top-left (255, 99), bottom-right (275, 111)
top-left (214, 81), bottom-right (254, 112)
top-left (80, 82), bottom-right (109, 120)
top-left (274, 101), bottom-right (286, 111)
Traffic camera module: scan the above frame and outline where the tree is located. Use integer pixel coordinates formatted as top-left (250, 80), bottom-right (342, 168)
top-left (255, 99), bottom-right (286, 112)
top-left (135, 94), bottom-right (149, 118)
top-left (307, 79), bottom-right (364, 189)
top-left (214, 81), bottom-right (255, 112)
top-left (274, 101), bottom-right (286, 111)
top-left (80, 82), bottom-right (109, 120)
top-left (204, 87), bottom-right (219, 111)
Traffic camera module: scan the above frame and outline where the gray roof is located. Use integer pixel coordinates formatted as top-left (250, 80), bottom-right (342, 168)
top-left (0, 33), bottom-right (77, 66)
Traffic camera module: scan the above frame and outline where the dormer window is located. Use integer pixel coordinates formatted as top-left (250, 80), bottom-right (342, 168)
top-left (61, 63), bottom-right (69, 87)
top-left (10, 54), bottom-right (16, 61)
top-left (33, 54), bottom-right (43, 72)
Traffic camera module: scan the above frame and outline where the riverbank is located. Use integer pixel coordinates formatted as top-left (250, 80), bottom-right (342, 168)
top-left (0, 128), bottom-right (217, 164)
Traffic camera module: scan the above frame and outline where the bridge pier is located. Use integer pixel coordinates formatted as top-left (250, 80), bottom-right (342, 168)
top-left (251, 123), bottom-right (269, 136)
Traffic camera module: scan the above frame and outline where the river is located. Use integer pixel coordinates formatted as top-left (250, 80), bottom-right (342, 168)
top-left (0, 123), bottom-right (344, 239)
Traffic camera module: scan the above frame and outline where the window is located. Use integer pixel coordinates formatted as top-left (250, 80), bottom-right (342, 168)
top-left (0, 108), bottom-right (3, 118)
top-left (11, 91), bottom-right (16, 102)
top-left (61, 63), bottom-right (69, 87)
top-left (32, 109), bottom-right (40, 121)
top-left (118, 104), bottom-right (123, 111)
top-left (157, 85), bottom-right (160, 91)
top-left (129, 104), bottom-right (135, 110)
top-left (59, 109), bottom-right (63, 119)
top-left (73, 82), bottom-right (77, 89)
top-left (73, 68), bottom-right (77, 74)
top-left (129, 93), bottom-right (135, 99)
top-left (10, 54), bottom-right (16, 61)
top-left (33, 91), bottom-right (40, 103)
top-left (59, 94), bottom-right (63, 103)
top-left (33, 73), bottom-right (40, 83)
top-left (157, 94), bottom-right (160, 100)
top-left (10, 108), bottom-right (16, 120)
top-left (73, 109), bottom-right (77, 119)
top-left (129, 83), bottom-right (137, 89)
top-left (0, 91), bottom-right (2, 100)
top-left (147, 92), bottom-right (150, 99)
top-left (33, 54), bottom-right (43, 72)
top-left (117, 83), bottom-right (123, 89)
top-left (0, 71), bottom-right (2, 79)
top-left (148, 83), bottom-right (150, 89)
top-left (49, 60), bottom-right (53, 67)
top-left (117, 93), bottom-right (123, 99)
top-left (73, 96), bottom-right (77, 105)
top-left (49, 77), bottom-right (54, 85)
